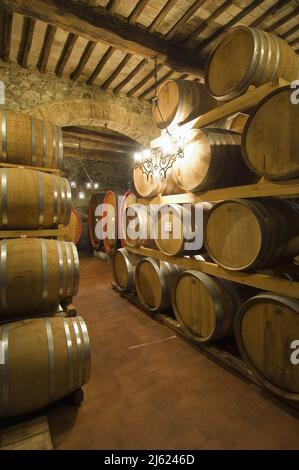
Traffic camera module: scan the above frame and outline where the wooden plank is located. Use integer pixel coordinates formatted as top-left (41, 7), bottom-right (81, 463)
top-left (166, 0), bottom-right (208, 40)
top-left (0, 162), bottom-right (60, 174)
top-left (128, 0), bottom-right (149, 24)
top-left (126, 246), bottom-right (299, 299)
top-left (18, 17), bottom-right (36, 67)
top-left (249, 0), bottom-right (290, 28)
top-left (113, 58), bottom-right (147, 93)
top-left (138, 69), bottom-right (174, 99)
top-left (106, 0), bottom-right (121, 12)
top-left (55, 32), bottom-right (78, 77)
top-left (101, 52), bottom-right (132, 90)
top-left (0, 10), bottom-right (13, 62)
top-left (149, 0), bottom-right (179, 33)
top-left (87, 46), bottom-right (114, 85)
top-left (37, 24), bottom-right (57, 73)
top-left (191, 79), bottom-right (289, 129)
top-left (0, 416), bottom-right (53, 451)
top-left (70, 40), bottom-right (96, 81)
top-left (127, 63), bottom-right (163, 97)
top-left (2, 0), bottom-right (205, 77)
top-left (266, 6), bottom-right (299, 33)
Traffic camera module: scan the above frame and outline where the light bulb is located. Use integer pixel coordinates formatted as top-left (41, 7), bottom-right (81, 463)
top-left (134, 152), bottom-right (142, 163)
top-left (70, 181), bottom-right (77, 188)
top-left (143, 149), bottom-right (151, 160)
top-left (86, 182), bottom-right (92, 189)
top-left (162, 135), bottom-right (174, 155)
top-left (78, 191), bottom-right (85, 199)
top-left (94, 182), bottom-right (99, 189)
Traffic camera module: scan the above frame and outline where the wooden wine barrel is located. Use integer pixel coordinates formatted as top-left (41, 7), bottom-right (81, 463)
top-left (209, 113), bottom-right (249, 134)
top-left (88, 192), bottom-right (105, 250)
top-left (154, 202), bottom-right (212, 256)
top-left (64, 208), bottom-right (82, 245)
top-left (242, 86), bottom-right (299, 180)
top-left (235, 293), bottom-right (299, 401)
top-left (119, 191), bottom-right (137, 247)
top-left (0, 316), bottom-right (90, 418)
top-left (0, 168), bottom-right (71, 229)
top-left (205, 26), bottom-right (299, 101)
top-left (102, 190), bottom-right (119, 255)
top-left (172, 129), bottom-right (258, 192)
top-left (205, 198), bottom-right (299, 271)
top-left (112, 248), bottom-right (141, 293)
top-left (172, 271), bottom-right (242, 343)
top-left (0, 238), bottom-right (79, 320)
top-left (133, 166), bottom-right (181, 198)
top-left (135, 257), bottom-right (181, 311)
top-left (124, 203), bottom-right (156, 248)
top-left (152, 79), bottom-right (216, 129)
top-left (0, 111), bottom-right (63, 168)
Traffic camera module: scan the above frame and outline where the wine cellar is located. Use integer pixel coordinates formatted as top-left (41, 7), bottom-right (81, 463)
top-left (1, 0), bottom-right (299, 453)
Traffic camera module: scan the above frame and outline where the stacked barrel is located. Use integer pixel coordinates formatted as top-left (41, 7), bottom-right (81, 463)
top-left (114, 26), bottom-right (299, 402)
top-left (0, 111), bottom-right (90, 419)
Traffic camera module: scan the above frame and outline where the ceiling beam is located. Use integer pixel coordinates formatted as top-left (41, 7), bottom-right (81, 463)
top-left (149, 0), bottom-right (178, 33)
top-left (113, 58), bottom-right (147, 94)
top-left (63, 130), bottom-right (139, 149)
top-left (70, 40), bottom-right (96, 81)
top-left (266, 6), bottom-right (299, 33)
top-left (249, 0), bottom-right (290, 28)
top-left (18, 17), bottom-right (36, 67)
top-left (290, 36), bottom-right (299, 47)
top-left (87, 46), bottom-right (114, 85)
top-left (166, 0), bottom-right (208, 40)
top-left (55, 32), bottom-right (78, 77)
top-left (127, 63), bottom-right (163, 97)
top-left (37, 24), bottom-right (57, 73)
top-left (138, 69), bottom-right (174, 99)
top-left (0, 9), bottom-right (13, 62)
top-left (2, 0), bottom-right (205, 77)
top-left (196, 0), bottom-right (264, 53)
top-left (106, 0), bottom-right (122, 12)
top-left (101, 53), bottom-right (132, 90)
top-left (128, 0), bottom-right (149, 24)
top-left (281, 24), bottom-right (299, 40)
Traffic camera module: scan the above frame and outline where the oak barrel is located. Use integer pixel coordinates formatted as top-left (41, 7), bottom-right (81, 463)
top-left (123, 203), bottom-right (156, 248)
top-left (209, 113), bottom-right (249, 134)
top-left (0, 168), bottom-right (71, 229)
top-left (135, 257), bottom-right (181, 311)
top-left (154, 202), bottom-right (212, 256)
top-left (112, 248), bottom-right (141, 293)
top-left (133, 166), bottom-right (181, 198)
top-left (172, 129), bottom-right (258, 192)
top-left (172, 271), bottom-right (241, 343)
top-left (205, 198), bottom-right (299, 271)
top-left (0, 238), bottom-right (79, 320)
top-left (0, 111), bottom-right (63, 168)
top-left (119, 191), bottom-right (137, 247)
top-left (88, 192), bottom-right (105, 250)
top-left (64, 208), bottom-right (82, 245)
top-left (0, 316), bottom-right (90, 418)
top-left (242, 86), bottom-right (299, 180)
top-left (205, 26), bottom-right (299, 101)
top-left (152, 79), bottom-right (216, 129)
top-left (102, 190), bottom-right (118, 255)
top-left (235, 293), bottom-right (299, 401)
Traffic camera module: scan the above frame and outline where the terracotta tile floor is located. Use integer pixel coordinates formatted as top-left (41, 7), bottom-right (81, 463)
top-left (47, 256), bottom-right (299, 450)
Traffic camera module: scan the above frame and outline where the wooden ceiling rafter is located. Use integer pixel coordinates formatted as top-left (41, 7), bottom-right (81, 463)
top-left (127, 62), bottom-right (163, 97)
top-left (87, 45), bottom-right (115, 85)
top-left (70, 40), bottom-right (97, 81)
top-left (266, 6), bottom-right (299, 32)
top-left (0, 9), bottom-right (13, 62)
top-left (165, 0), bottom-right (208, 40)
top-left (37, 24), bottom-right (57, 73)
top-left (113, 58), bottom-right (147, 93)
top-left (138, 68), bottom-right (174, 99)
top-left (148, 0), bottom-right (179, 33)
top-left (249, 0), bottom-right (290, 28)
top-left (101, 52), bottom-right (132, 90)
top-left (281, 23), bottom-right (299, 40)
top-left (55, 32), bottom-right (78, 77)
top-left (17, 16), bottom-right (36, 68)
top-left (128, 0), bottom-right (150, 24)
top-left (289, 36), bottom-right (299, 47)
top-left (106, 0), bottom-right (122, 13)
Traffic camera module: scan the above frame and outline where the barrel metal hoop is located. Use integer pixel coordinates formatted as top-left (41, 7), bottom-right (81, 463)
top-left (0, 240), bottom-right (7, 312)
top-left (31, 118), bottom-right (37, 166)
top-left (41, 239), bottom-right (49, 307)
top-left (37, 172), bottom-right (45, 228)
top-left (44, 319), bottom-right (56, 401)
top-left (41, 121), bottom-right (47, 168)
top-left (64, 241), bottom-right (73, 297)
top-left (78, 317), bottom-right (91, 384)
top-left (70, 242), bottom-right (80, 296)
top-left (52, 126), bottom-right (57, 168)
top-left (62, 317), bottom-right (74, 393)
top-left (71, 317), bottom-right (84, 389)
top-left (256, 31), bottom-right (271, 85)
top-left (235, 27), bottom-right (260, 96)
top-left (1, 325), bottom-right (9, 416)
top-left (269, 34), bottom-right (280, 81)
top-left (52, 175), bottom-right (58, 226)
top-left (1, 112), bottom-right (7, 161)
top-left (1, 169), bottom-right (8, 227)
top-left (60, 178), bottom-right (66, 225)
top-left (65, 179), bottom-right (72, 225)
top-left (55, 240), bottom-right (64, 298)
top-left (58, 128), bottom-right (63, 169)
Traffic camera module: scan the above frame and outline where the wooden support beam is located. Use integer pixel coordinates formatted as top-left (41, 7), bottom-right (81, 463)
top-left (113, 58), bottom-right (147, 93)
top-left (37, 24), bottom-right (57, 73)
top-left (87, 46), bottom-right (114, 85)
top-left (196, 0), bottom-right (264, 52)
top-left (128, 0), bottom-right (149, 24)
top-left (249, 0), bottom-right (290, 28)
top-left (127, 63), bottom-right (163, 97)
top-left (149, 0), bottom-right (178, 33)
top-left (185, 0), bottom-right (234, 45)
top-left (281, 24), bottom-right (299, 40)
top-left (63, 137), bottom-right (136, 153)
top-left (18, 17), bottom-right (36, 68)
top-left (2, 0), bottom-right (205, 77)
top-left (70, 40), bottom-right (96, 81)
top-left (138, 69), bottom-right (174, 99)
top-left (290, 37), bottom-right (299, 47)
top-left (101, 53), bottom-right (132, 90)
top-left (166, 0), bottom-right (207, 40)
top-left (0, 10), bottom-right (13, 62)
top-left (55, 32), bottom-right (78, 77)
top-left (266, 7), bottom-right (299, 33)
top-left (106, 0), bottom-right (121, 12)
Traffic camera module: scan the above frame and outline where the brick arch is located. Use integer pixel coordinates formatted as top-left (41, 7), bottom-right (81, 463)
top-left (24, 99), bottom-right (159, 146)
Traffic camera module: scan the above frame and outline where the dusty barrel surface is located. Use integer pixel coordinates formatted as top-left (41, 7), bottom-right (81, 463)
top-left (0, 110), bottom-right (63, 168)
top-left (235, 293), bottom-right (299, 400)
top-left (205, 198), bottom-right (299, 271)
top-left (112, 248), bottom-right (141, 293)
top-left (88, 192), bottom-right (106, 250)
top-left (0, 168), bottom-right (71, 229)
top-left (205, 26), bottom-right (299, 101)
top-left (172, 128), bottom-right (258, 193)
top-left (0, 238), bottom-right (79, 320)
top-left (242, 86), bottom-right (299, 180)
top-left (135, 257), bottom-right (181, 312)
top-left (0, 316), bottom-right (91, 418)
top-left (64, 208), bottom-right (82, 245)
top-left (172, 270), bottom-right (242, 343)
top-left (152, 79), bottom-right (216, 129)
